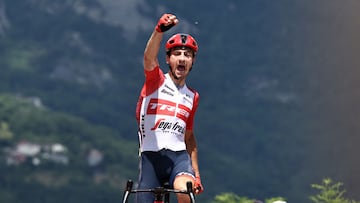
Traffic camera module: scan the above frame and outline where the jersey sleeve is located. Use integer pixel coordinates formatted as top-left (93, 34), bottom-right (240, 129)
top-left (141, 66), bottom-right (165, 97)
top-left (186, 90), bottom-right (199, 130)
top-left (136, 66), bottom-right (165, 123)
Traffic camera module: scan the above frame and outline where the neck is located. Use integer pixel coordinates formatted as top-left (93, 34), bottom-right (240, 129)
top-left (168, 71), bottom-right (185, 87)
top-left (175, 83), bottom-right (184, 89)
top-left (173, 78), bottom-right (185, 89)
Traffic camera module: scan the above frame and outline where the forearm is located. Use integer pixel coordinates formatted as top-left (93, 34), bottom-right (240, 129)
top-left (144, 13), bottom-right (178, 72)
top-left (143, 30), bottom-right (163, 71)
top-left (190, 146), bottom-right (201, 178)
top-left (185, 131), bottom-right (201, 177)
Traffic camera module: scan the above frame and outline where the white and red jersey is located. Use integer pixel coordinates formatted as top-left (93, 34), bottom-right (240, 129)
top-left (136, 66), bottom-right (199, 152)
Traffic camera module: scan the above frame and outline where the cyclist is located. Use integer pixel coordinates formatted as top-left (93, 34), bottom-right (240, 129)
top-left (135, 13), bottom-right (203, 203)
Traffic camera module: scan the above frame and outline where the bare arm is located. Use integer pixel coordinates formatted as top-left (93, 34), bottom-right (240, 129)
top-left (185, 130), bottom-right (200, 178)
top-left (185, 130), bottom-right (204, 195)
top-left (143, 31), bottom-right (163, 71)
top-left (143, 14), bottom-right (179, 71)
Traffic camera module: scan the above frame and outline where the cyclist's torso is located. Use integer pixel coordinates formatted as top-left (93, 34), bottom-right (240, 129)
top-left (136, 66), bottom-right (199, 152)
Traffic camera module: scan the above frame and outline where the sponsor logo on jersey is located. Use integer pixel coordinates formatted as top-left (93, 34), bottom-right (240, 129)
top-left (151, 118), bottom-right (185, 134)
top-left (146, 98), bottom-right (191, 122)
top-left (164, 84), bottom-right (175, 92)
top-left (183, 96), bottom-right (192, 104)
top-left (161, 88), bottom-right (174, 96)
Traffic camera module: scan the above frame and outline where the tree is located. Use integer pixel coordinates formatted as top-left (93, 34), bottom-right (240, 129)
top-left (211, 192), bottom-right (255, 203)
top-left (0, 121), bottom-right (13, 141)
top-left (310, 178), bottom-right (360, 203)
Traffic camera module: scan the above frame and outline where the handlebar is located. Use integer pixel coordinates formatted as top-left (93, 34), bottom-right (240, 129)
top-left (122, 179), bottom-right (196, 203)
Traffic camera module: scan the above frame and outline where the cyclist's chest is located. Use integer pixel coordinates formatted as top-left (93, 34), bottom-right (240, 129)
top-left (143, 80), bottom-right (195, 121)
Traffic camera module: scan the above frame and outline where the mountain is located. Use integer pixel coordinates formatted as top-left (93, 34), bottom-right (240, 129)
top-left (1, 0), bottom-right (360, 202)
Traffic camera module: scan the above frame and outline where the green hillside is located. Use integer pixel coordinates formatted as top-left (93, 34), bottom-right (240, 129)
top-left (1, 0), bottom-right (360, 202)
top-left (0, 94), bottom-right (138, 202)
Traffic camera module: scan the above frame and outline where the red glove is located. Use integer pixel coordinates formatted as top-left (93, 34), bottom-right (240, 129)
top-left (194, 176), bottom-right (204, 194)
top-left (155, 14), bottom-right (177, 32)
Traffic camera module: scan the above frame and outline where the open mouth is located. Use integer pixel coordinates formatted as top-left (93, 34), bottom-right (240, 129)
top-left (177, 65), bottom-right (186, 72)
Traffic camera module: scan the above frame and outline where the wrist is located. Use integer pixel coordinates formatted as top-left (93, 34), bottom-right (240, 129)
top-left (155, 25), bottom-right (162, 33)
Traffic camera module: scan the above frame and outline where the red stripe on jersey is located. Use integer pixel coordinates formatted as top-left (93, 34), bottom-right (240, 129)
top-left (177, 104), bottom-right (191, 121)
top-left (146, 98), bottom-right (191, 122)
top-left (147, 98), bottom-right (176, 116)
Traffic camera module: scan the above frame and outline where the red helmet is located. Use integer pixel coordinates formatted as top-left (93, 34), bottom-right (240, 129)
top-left (165, 33), bottom-right (198, 53)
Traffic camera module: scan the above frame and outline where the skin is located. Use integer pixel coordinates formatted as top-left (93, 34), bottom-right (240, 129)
top-left (143, 14), bottom-right (202, 203)
top-left (166, 47), bottom-right (196, 86)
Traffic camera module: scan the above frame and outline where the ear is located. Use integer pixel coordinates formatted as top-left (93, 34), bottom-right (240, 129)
top-left (166, 55), bottom-right (170, 64)
top-left (191, 56), bottom-right (196, 66)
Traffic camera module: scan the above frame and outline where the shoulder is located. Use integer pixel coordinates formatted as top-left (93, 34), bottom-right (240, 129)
top-left (145, 65), bottom-right (163, 76)
top-left (187, 86), bottom-right (200, 98)
top-left (142, 66), bottom-right (166, 96)
top-left (145, 66), bottom-right (166, 82)
top-left (184, 86), bottom-right (200, 106)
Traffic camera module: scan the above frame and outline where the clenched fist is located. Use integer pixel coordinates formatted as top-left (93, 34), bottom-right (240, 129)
top-left (155, 13), bottom-right (179, 33)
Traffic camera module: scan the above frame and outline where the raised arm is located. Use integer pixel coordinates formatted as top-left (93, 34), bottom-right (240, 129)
top-left (143, 14), bottom-right (178, 71)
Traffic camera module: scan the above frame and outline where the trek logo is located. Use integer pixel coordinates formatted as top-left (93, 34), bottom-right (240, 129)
top-left (146, 98), bottom-right (191, 122)
top-left (151, 119), bottom-right (185, 134)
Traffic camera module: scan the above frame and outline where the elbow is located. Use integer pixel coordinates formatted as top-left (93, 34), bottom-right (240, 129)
top-left (143, 54), bottom-right (152, 64)
top-left (143, 55), bottom-right (158, 71)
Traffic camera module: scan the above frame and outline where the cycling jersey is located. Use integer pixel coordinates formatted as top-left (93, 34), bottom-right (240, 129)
top-left (136, 66), bottom-right (199, 152)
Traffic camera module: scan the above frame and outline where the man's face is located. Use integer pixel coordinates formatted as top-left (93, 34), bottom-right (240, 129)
top-left (167, 47), bottom-right (195, 80)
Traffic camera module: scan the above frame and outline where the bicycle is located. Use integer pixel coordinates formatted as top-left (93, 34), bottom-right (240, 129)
top-left (122, 179), bottom-right (196, 203)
